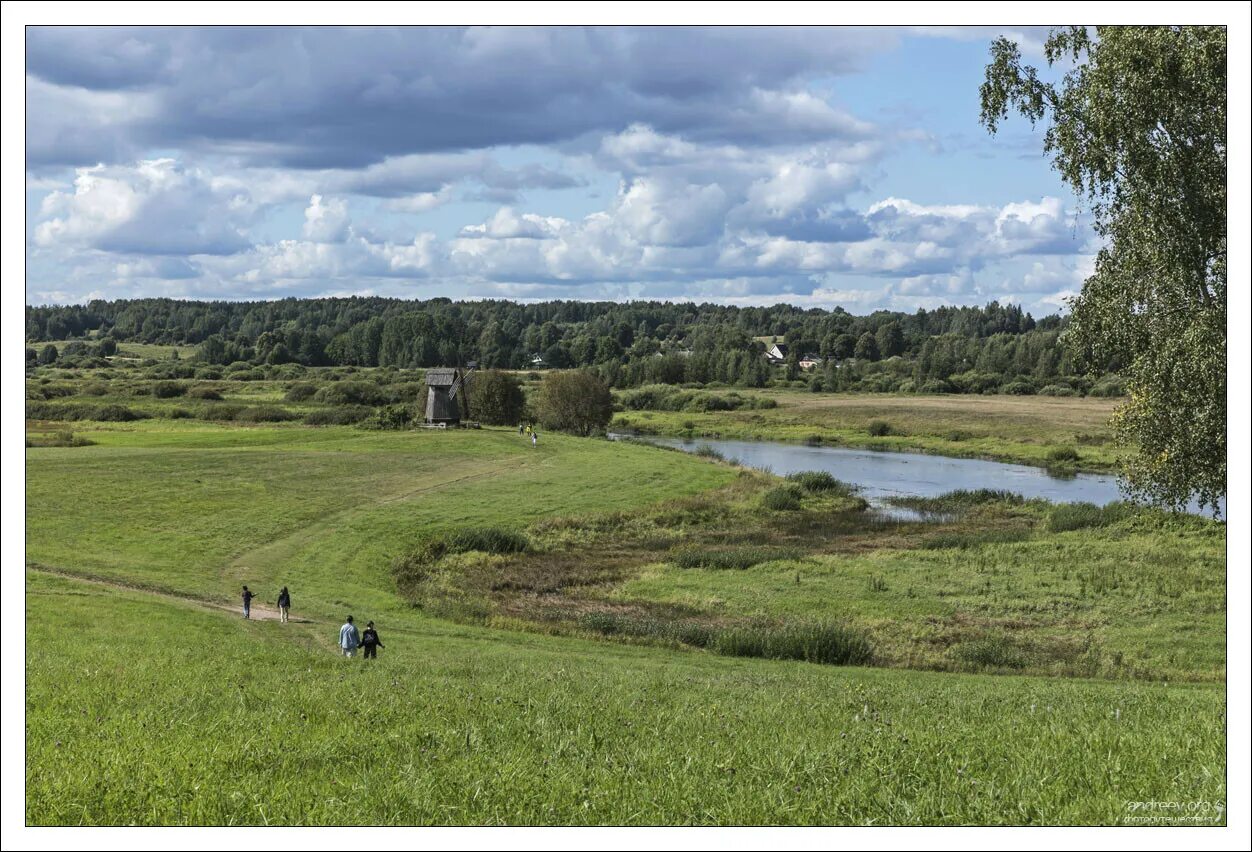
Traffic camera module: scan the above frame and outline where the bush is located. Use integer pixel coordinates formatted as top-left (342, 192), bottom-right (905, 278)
top-left (233, 405), bottom-right (300, 423)
top-left (536, 371), bottom-right (613, 436)
top-left (1000, 380), bottom-right (1036, 395)
top-left (283, 382), bottom-right (318, 402)
top-left (866, 419), bottom-right (892, 437)
top-left (785, 471), bottom-right (855, 496)
top-left (186, 386), bottom-right (223, 401)
top-left (303, 406), bottom-right (374, 426)
top-left (693, 444), bottom-right (725, 462)
top-left (1089, 375), bottom-right (1127, 397)
top-left (1038, 384), bottom-right (1078, 397)
top-left (315, 381), bottom-right (386, 407)
top-left (80, 382), bottom-right (110, 396)
top-left (1046, 446), bottom-right (1080, 462)
top-left (26, 401), bottom-right (144, 422)
top-left (468, 370), bottom-right (526, 425)
top-left (762, 484), bottom-right (803, 511)
top-left (361, 404), bottom-right (418, 430)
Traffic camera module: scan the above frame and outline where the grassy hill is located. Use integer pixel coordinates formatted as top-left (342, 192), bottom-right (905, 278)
top-left (24, 420), bottom-right (1226, 825)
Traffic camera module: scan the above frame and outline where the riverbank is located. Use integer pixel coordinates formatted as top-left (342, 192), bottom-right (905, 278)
top-left (611, 390), bottom-right (1127, 474)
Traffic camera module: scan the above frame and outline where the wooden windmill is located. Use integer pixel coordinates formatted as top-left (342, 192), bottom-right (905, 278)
top-left (424, 363), bottom-right (476, 426)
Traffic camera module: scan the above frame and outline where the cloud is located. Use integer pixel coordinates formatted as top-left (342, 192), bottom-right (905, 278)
top-left (25, 26), bottom-right (895, 169)
top-left (302, 195), bottom-right (350, 242)
top-left (35, 159), bottom-right (251, 256)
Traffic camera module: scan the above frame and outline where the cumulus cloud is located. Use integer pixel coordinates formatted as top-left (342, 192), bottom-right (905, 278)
top-left (35, 159), bottom-right (250, 256)
top-left (302, 195), bottom-right (350, 242)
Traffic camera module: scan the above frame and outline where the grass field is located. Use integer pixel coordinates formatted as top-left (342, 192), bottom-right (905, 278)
top-left (25, 570), bottom-right (1226, 826)
top-left (24, 417), bottom-right (1226, 825)
top-left (613, 390), bottom-right (1126, 472)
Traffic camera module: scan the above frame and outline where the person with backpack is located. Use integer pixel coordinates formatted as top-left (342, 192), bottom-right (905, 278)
top-left (241, 585), bottom-right (256, 619)
top-left (361, 621), bottom-right (385, 660)
top-left (339, 615), bottom-right (360, 657)
top-left (277, 586), bottom-right (291, 623)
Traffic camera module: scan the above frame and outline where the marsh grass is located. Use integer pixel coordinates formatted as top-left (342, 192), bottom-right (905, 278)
top-left (889, 489), bottom-right (1026, 516)
top-left (672, 546), bottom-right (802, 570)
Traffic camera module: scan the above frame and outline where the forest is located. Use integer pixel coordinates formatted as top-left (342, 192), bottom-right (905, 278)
top-left (25, 297), bottom-right (1123, 396)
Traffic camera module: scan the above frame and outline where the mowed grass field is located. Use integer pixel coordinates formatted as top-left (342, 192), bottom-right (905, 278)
top-left (613, 390), bottom-right (1126, 471)
top-left (24, 420), bottom-right (1226, 825)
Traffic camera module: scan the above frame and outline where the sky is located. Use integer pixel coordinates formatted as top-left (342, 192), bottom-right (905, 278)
top-left (23, 25), bottom-right (1099, 315)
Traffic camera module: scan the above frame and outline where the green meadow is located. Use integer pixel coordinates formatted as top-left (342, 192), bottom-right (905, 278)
top-left (24, 397), bottom-right (1226, 825)
top-left (613, 388), bottom-right (1127, 472)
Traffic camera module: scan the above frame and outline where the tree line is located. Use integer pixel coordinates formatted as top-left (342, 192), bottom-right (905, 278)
top-left (25, 297), bottom-right (1118, 395)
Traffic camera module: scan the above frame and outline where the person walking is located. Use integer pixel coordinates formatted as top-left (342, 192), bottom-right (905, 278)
top-left (339, 615), bottom-right (360, 657)
top-left (241, 585), bottom-right (256, 619)
top-left (361, 621), bottom-right (385, 660)
top-left (277, 586), bottom-right (291, 623)
top-left (531, 431), bottom-right (538, 448)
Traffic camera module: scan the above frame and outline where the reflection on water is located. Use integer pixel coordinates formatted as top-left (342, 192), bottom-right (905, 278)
top-left (612, 434), bottom-right (1224, 519)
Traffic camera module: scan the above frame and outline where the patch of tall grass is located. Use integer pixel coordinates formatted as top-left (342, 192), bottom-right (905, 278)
top-left (672, 546), bottom-right (801, 570)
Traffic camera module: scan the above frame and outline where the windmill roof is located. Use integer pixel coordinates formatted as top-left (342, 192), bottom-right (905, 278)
top-left (425, 368), bottom-right (458, 386)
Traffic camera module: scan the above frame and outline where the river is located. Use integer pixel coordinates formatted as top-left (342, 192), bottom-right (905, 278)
top-left (612, 434), bottom-right (1224, 519)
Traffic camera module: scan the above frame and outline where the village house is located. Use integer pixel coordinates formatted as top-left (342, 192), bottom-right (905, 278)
top-left (766, 342), bottom-right (789, 364)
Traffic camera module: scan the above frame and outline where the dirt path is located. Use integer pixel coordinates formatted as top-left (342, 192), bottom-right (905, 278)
top-left (28, 564), bottom-right (321, 625)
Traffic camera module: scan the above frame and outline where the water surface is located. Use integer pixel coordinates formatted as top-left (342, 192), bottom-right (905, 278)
top-left (613, 434), bottom-right (1224, 519)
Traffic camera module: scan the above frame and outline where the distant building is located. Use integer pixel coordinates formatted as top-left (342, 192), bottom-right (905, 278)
top-left (529, 354), bottom-right (546, 368)
top-left (766, 343), bottom-right (789, 364)
top-left (799, 354), bottom-right (824, 370)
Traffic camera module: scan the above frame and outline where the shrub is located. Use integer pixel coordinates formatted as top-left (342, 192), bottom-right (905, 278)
top-left (468, 370), bottom-right (525, 425)
top-left (361, 404), bottom-right (418, 430)
top-left (23, 401), bottom-right (145, 422)
top-left (919, 379), bottom-right (953, 394)
top-left (693, 444), bottom-right (725, 462)
top-left (233, 405), bottom-right (300, 423)
top-left (283, 382), bottom-right (318, 402)
top-left (762, 484), bottom-right (803, 511)
top-left (194, 367), bottom-right (223, 380)
top-left (1000, 380), bottom-right (1036, 395)
top-left (164, 408), bottom-right (195, 419)
top-left (315, 381), bottom-right (386, 407)
top-left (536, 371), bottom-right (613, 436)
top-left (1046, 446), bottom-right (1080, 462)
top-left (186, 386), bottom-right (223, 401)
top-left (446, 527), bottom-right (529, 555)
top-left (303, 406), bottom-right (374, 426)
top-left (785, 471), bottom-right (855, 496)
top-left (1089, 374), bottom-right (1127, 397)
top-left (386, 382), bottom-right (426, 404)
top-left (80, 382), bottom-right (110, 397)
top-left (866, 419), bottom-right (892, 437)
top-left (1038, 384), bottom-right (1078, 397)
